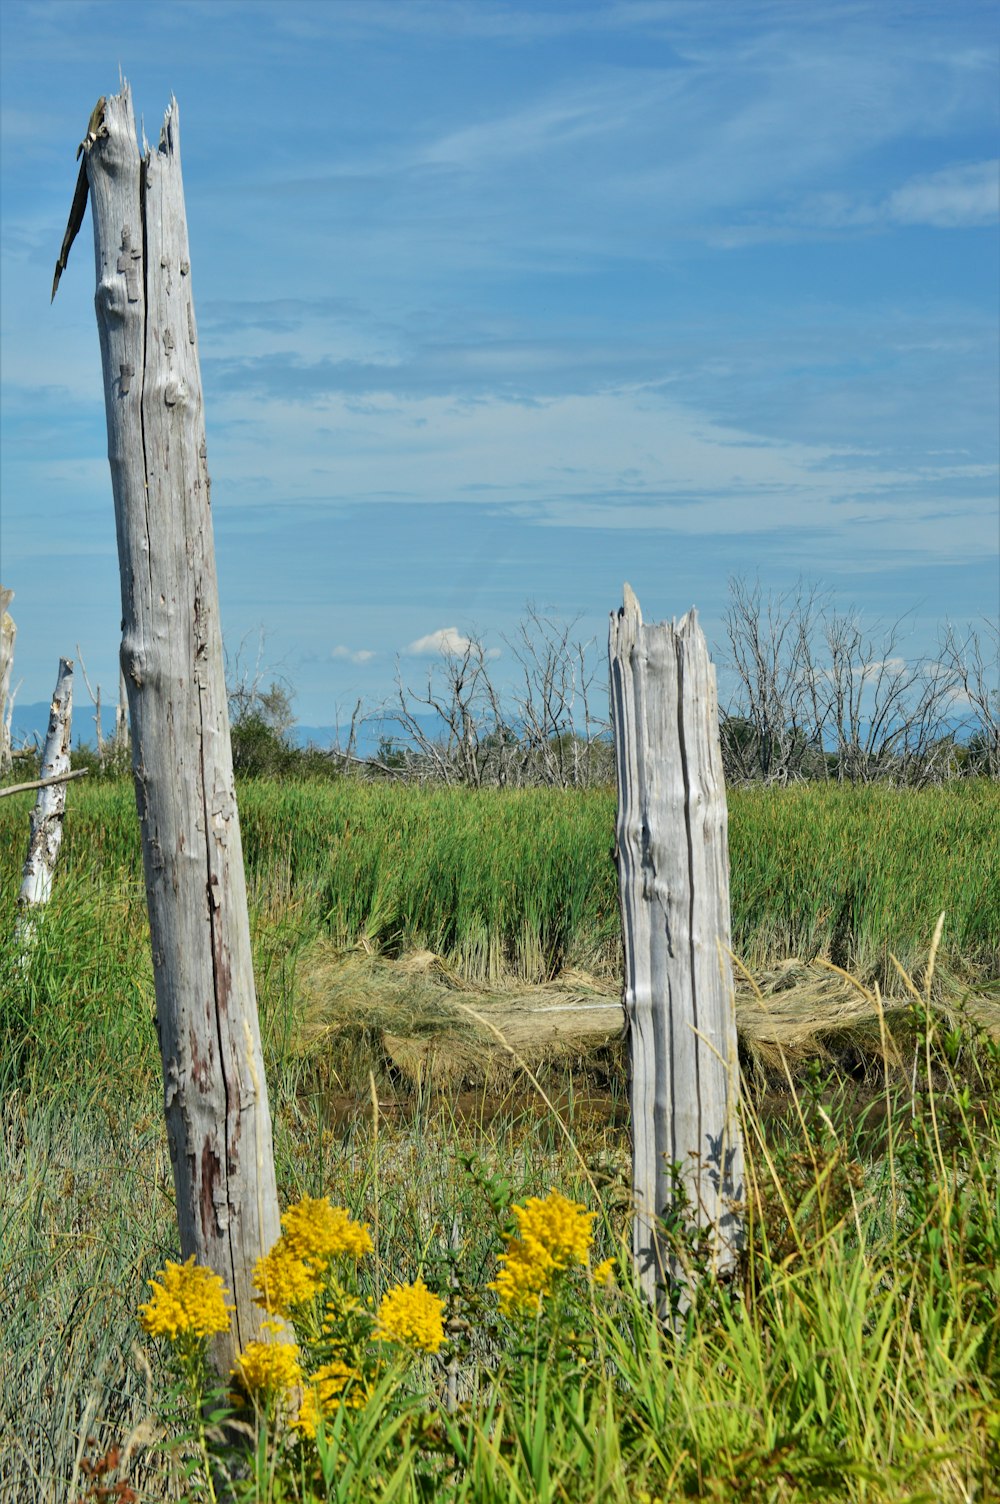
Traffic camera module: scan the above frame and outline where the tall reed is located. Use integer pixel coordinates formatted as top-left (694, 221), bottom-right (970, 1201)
top-left (2, 778), bottom-right (994, 991)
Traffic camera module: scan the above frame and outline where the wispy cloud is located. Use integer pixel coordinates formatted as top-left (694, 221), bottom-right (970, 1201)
top-left (734, 159), bottom-right (1000, 240)
top-left (331, 644), bottom-right (376, 664)
top-left (418, 80), bottom-right (646, 172)
top-left (888, 160), bottom-right (998, 229)
top-left (205, 338), bottom-right (671, 404)
top-left (220, 10), bottom-right (995, 276)
top-left (267, 0), bottom-right (724, 46)
top-left (1, 0), bottom-right (995, 723)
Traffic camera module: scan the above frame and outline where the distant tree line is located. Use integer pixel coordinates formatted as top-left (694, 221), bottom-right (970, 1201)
top-left (24, 583), bottom-right (995, 789)
top-left (717, 579), bottom-right (997, 786)
top-left (221, 583), bottom-right (997, 789)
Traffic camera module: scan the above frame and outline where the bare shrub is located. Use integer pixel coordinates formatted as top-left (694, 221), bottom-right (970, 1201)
top-left (719, 578), bottom-right (975, 786)
top-left (379, 607), bottom-right (611, 787)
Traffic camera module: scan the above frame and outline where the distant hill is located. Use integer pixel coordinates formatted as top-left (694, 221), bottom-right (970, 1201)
top-left (11, 700), bottom-right (119, 752)
top-left (10, 701), bottom-right (446, 761)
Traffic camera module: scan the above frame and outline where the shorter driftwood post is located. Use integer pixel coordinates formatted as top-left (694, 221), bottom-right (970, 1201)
top-left (609, 587), bottom-right (744, 1311)
top-left (1, 587), bottom-right (15, 775)
top-left (17, 659), bottom-right (74, 955)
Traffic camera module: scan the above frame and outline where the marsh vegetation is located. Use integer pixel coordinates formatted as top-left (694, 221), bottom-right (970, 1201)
top-left (1, 779), bottom-right (997, 1501)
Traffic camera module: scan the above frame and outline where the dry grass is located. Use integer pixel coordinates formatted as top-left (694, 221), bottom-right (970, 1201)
top-left (292, 938), bottom-right (1000, 1091)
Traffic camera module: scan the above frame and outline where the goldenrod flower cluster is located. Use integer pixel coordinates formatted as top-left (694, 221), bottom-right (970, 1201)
top-left (232, 1339), bottom-right (303, 1396)
top-left (295, 1361), bottom-right (366, 1438)
top-left (592, 1257), bottom-right (616, 1286)
top-left (376, 1277), bottom-right (445, 1353)
top-left (139, 1256), bottom-right (233, 1342)
top-left (254, 1242), bottom-right (324, 1316)
top-left (321, 1282), bottom-right (364, 1330)
top-left (490, 1189), bottom-right (596, 1315)
top-left (282, 1195), bottom-right (374, 1264)
top-left (254, 1196), bottom-right (372, 1318)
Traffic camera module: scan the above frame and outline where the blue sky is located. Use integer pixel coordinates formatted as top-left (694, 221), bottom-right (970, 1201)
top-left (1, 0), bottom-right (997, 731)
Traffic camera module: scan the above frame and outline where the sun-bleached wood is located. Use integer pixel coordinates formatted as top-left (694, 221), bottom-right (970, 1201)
top-left (609, 587), bottom-right (744, 1311)
top-left (1, 587), bottom-right (15, 775)
top-left (115, 665), bottom-right (129, 755)
top-left (84, 85), bottom-right (282, 1372)
top-left (0, 769), bottom-right (88, 800)
top-left (18, 657), bottom-right (73, 913)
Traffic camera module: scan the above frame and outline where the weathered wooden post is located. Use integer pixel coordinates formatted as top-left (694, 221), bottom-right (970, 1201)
top-left (0, 587), bottom-right (15, 775)
top-left (65, 84), bottom-right (282, 1373)
top-left (609, 586), bottom-right (744, 1311)
top-left (17, 657), bottom-right (73, 915)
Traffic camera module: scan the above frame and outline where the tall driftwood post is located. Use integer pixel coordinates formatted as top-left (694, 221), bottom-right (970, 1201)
top-left (0, 587), bottom-right (15, 775)
top-left (79, 85), bottom-right (282, 1372)
top-left (609, 586), bottom-right (744, 1311)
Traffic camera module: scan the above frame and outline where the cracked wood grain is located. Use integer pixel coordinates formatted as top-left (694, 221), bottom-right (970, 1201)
top-left (610, 590), bottom-right (744, 1316)
top-left (80, 84), bottom-right (284, 1375)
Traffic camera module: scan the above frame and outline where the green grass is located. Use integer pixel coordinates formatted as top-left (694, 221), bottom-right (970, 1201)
top-left (1, 777), bottom-right (997, 991)
top-left (2, 1013), bottom-right (997, 1502)
top-left (1, 776), bottom-right (997, 1500)
top-left (2, 777), bottom-right (996, 1103)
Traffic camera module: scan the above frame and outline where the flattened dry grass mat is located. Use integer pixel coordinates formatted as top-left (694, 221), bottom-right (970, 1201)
top-left (291, 938), bottom-right (1000, 1092)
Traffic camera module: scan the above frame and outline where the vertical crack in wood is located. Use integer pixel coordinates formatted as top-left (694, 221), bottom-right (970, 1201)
top-left (137, 154), bottom-right (154, 609)
top-left (676, 625), bottom-right (702, 1238)
top-left (86, 87), bottom-right (283, 1371)
top-left (611, 592), bottom-right (744, 1312)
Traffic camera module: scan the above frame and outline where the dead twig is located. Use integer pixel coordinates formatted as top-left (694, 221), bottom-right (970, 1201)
top-left (0, 768), bottom-right (89, 799)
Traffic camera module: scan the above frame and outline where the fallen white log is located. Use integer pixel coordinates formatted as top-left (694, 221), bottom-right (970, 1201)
top-left (16, 659), bottom-right (74, 963)
top-left (18, 658), bottom-right (74, 911)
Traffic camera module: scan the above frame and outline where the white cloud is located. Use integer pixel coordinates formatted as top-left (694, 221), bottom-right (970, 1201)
top-left (888, 160), bottom-right (999, 228)
top-left (405, 627), bottom-right (475, 656)
top-left (403, 627), bottom-right (502, 659)
top-left (331, 644), bottom-right (376, 664)
top-left (857, 656), bottom-right (909, 681)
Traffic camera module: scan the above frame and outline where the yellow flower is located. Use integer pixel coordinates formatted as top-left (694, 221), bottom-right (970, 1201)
top-left (512, 1190), bottom-right (595, 1266)
top-left (254, 1198), bottom-right (373, 1317)
top-left (253, 1241), bottom-right (324, 1317)
top-left (294, 1361), bottom-right (366, 1437)
top-left (281, 1196), bottom-right (373, 1264)
top-left (592, 1257), bottom-right (616, 1286)
top-left (139, 1256), bottom-right (233, 1342)
top-left (376, 1277), bottom-right (445, 1354)
top-left (489, 1239), bottom-right (552, 1315)
top-left (489, 1190), bottom-right (595, 1316)
top-left (322, 1284), bottom-right (363, 1322)
top-left (232, 1339), bottom-right (302, 1395)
